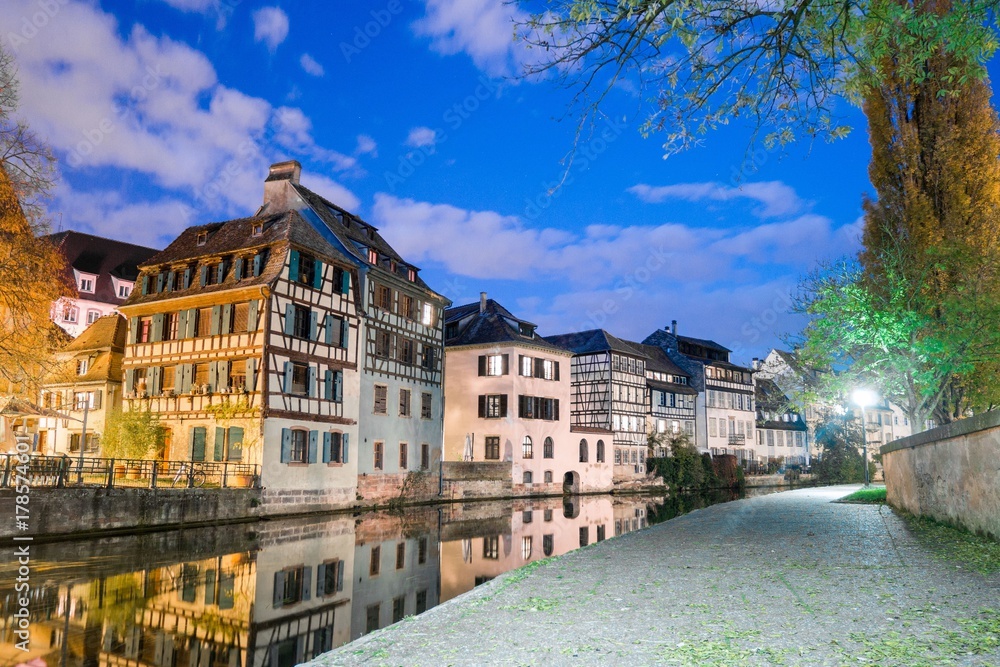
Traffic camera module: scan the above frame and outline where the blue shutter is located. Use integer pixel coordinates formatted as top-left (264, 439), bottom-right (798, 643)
top-left (340, 320), bottom-right (349, 349)
top-left (341, 269), bottom-right (350, 294)
top-left (322, 432), bottom-right (332, 463)
top-left (141, 275), bottom-right (150, 295)
top-left (208, 361), bottom-right (218, 392)
top-left (128, 317), bottom-right (139, 344)
top-left (183, 267), bottom-right (192, 289)
top-left (284, 304), bottom-right (294, 336)
top-left (312, 260), bottom-right (323, 289)
top-left (187, 309), bottom-right (198, 338)
top-left (177, 310), bottom-right (188, 339)
top-left (234, 257), bottom-right (244, 281)
top-left (166, 271), bottom-right (175, 291)
top-left (334, 371), bottom-right (343, 403)
top-left (151, 314), bottom-right (164, 342)
top-left (210, 306), bottom-right (222, 336)
top-left (156, 273), bottom-right (165, 293)
top-left (324, 315), bottom-right (334, 345)
top-left (150, 366), bottom-right (161, 395)
top-left (124, 368), bottom-right (135, 394)
top-left (200, 266), bottom-right (209, 287)
top-left (307, 431), bottom-right (318, 463)
top-left (248, 300), bottom-right (259, 332)
top-left (309, 311), bottom-right (318, 341)
top-left (280, 429), bottom-right (292, 463)
top-left (342, 434), bottom-right (349, 463)
top-left (324, 370), bottom-right (333, 401)
top-left (216, 262), bottom-right (225, 284)
top-left (283, 362), bottom-right (292, 394)
top-left (246, 358), bottom-right (256, 392)
top-left (253, 253), bottom-right (262, 277)
top-left (288, 250), bottom-right (300, 282)
top-left (221, 304), bottom-right (232, 334)
top-left (307, 366), bottom-right (316, 397)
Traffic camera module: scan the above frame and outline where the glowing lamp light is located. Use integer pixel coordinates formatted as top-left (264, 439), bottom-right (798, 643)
top-left (851, 388), bottom-right (878, 409)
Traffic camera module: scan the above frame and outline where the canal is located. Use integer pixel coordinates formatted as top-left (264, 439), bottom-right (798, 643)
top-left (0, 489), bottom-right (755, 667)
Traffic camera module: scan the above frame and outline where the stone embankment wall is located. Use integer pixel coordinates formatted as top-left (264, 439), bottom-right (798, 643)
top-left (881, 411), bottom-right (1000, 540)
top-left (440, 461), bottom-right (511, 500)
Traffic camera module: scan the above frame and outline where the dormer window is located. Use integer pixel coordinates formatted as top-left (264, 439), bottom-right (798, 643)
top-left (76, 358), bottom-right (88, 375)
top-left (407, 268), bottom-right (416, 282)
top-left (367, 249), bottom-right (378, 264)
top-left (196, 231), bottom-right (208, 246)
top-left (252, 222), bottom-right (264, 236)
top-left (79, 277), bottom-right (94, 293)
top-left (118, 283), bottom-right (131, 298)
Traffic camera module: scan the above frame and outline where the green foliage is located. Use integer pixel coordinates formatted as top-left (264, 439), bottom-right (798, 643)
top-left (647, 431), bottom-right (707, 489)
top-left (840, 487), bottom-right (887, 503)
top-left (903, 513), bottom-right (1000, 575)
top-left (101, 407), bottom-right (165, 460)
top-left (810, 413), bottom-right (876, 484)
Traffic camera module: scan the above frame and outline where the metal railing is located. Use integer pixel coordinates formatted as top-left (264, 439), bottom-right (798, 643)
top-left (0, 455), bottom-right (260, 489)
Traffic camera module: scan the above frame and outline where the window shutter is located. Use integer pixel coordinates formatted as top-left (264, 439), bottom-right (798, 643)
top-left (554, 361), bottom-right (560, 381)
top-left (180, 364), bottom-right (191, 394)
top-left (312, 260), bottom-right (324, 289)
top-left (535, 358), bottom-right (544, 378)
top-left (156, 273), bottom-right (165, 293)
top-left (248, 300), bottom-right (259, 331)
top-left (177, 310), bottom-right (188, 340)
top-left (125, 369), bottom-right (135, 395)
top-left (518, 395), bottom-right (525, 418)
top-left (191, 428), bottom-right (206, 462)
top-left (341, 269), bottom-right (350, 294)
top-left (324, 370), bottom-right (333, 401)
top-left (478, 395), bottom-right (486, 418)
top-left (284, 304), bottom-right (294, 336)
top-left (208, 361), bottom-right (217, 392)
top-left (316, 563), bottom-right (327, 597)
top-left (222, 304), bottom-right (232, 335)
top-left (253, 253), bottom-right (263, 277)
top-left (214, 427), bottom-right (225, 461)
top-left (337, 560), bottom-right (344, 591)
top-left (210, 306), bottom-right (222, 336)
top-left (166, 271), bottom-right (175, 291)
top-left (246, 358), bottom-right (256, 392)
top-left (502, 354), bottom-right (509, 375)
top-left (324, 315), bottom-right (334, 345)
top-left (342, 433), bottom-right (349, 463)
top-left (334, 371), bottom-right (343, 402)
top-left (322, 432), bottom-right (331, 463)
top-left (309, 311), bottom-right (318, 341)
top-left (288, 249), bottom-right (300, 281)
top-left (500, 394), bottom-right (508, 418)
top-left (200, 265), bottom-right (209, 287)
top-left (128, 317), bottom-right (139, 344)
top-left (308, 431), bottom-right (318, 463)
top-left (280, 429), bottom-right (292, 463)
top-left (273, 571), bottom-right (285, 608)
top-left (301, 566), bottom-right (312, 601)
top-left (186, 309), bottom-right (198, 338)
top-left (283, 361), bottom-right (292, 393)
top-left (183, 267), bottom-right (192, 289)
top-left (554, 399), bottom-right (560, 421)
top-left (228, 427), bottom-right (243, 448)
top-left (150, 367), bottom-right (161, 396)
top-left (93, 390), bottom-right (103, 410)
top-left (151, 314), bottom-right (164, 342)
top-left (234, 258), bottom-right (244, 281)
top-left (216, 262), bottom-right (225, 284)
top-left (307, 366), bottom-right (316, 397)
top-left (340, 319), bottom-right (349, 349)
top-left (141, 275), bottom-right (149, 295)
top-left (478, 355), bottom-right (486, 376)
top-left (217, 360), bottom-right (230, 390)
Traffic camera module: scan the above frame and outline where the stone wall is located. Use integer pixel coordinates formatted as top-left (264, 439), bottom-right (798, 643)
top-left (355, 471), bottom-right (441, 506)
top-left (258, 487), bottom-right (357, 516)
top-left (440, 461), bottom-right (511, 500)
top-left (0, 487), bottom-right (261, 541)
top-left (881, 411), bottom-right (1000, 540)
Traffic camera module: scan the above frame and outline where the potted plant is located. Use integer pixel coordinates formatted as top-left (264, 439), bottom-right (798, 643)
top-left (101, 408), bottom-right (166, 481)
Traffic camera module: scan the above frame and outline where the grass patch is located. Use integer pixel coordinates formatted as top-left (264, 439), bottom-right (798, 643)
top-left (840, 487), bottom-right (887, 503)
top-left (842, 608), bottom-right (1000, 666)
top-left (902, 513), bottom-right (1000, 576)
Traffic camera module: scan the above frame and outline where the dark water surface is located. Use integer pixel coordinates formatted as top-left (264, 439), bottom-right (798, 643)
top-left (0, 489), bottom-right (765, 667)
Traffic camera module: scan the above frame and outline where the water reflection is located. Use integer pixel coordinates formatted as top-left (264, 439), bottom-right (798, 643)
top-left (0, 490), bottom-right (751, 667)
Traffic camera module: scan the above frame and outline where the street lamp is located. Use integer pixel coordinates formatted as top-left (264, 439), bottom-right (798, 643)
top-left (851, 388), bottom-right (878, 487)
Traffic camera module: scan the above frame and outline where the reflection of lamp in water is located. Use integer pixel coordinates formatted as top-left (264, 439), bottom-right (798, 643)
top-left (851, 389), bottom-right (878, 488)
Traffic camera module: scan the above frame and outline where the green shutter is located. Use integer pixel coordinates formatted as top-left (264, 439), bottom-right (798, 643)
top-left (246, 358), bottom-right (256, 392)
top-left (253, 253), bottom-right (263, 277)
top-left (217, 360), bottom-right (230, 391)
top-left (124, 369), bottom-right (135, 394)
top-left (340, 269), bottom-right (350, 294)
top-left (214, 427), bottom-right (225, 461)
top-left (208, 361), bottom-right (218, 392)
top-left (191, 427), bottom-right (206, 461)
top-left (183, 267), bottom-right (192, 289)
top-left (177, 310), bottom-right (188, 339)
top-left (248, 300), bottom-right (259, 332)
top-left (200, 266), bottom-right (209, 287)
top-left (150, 366), bottom-right (162, 395)
top-left (128, 317), bottom-right (139, 344)
top-left (151, 313), bottom-right (164, 342)
top-left (340, 320), bottom-right (349, 349)
top-left (288, 249), bottom-right (300, 282)
top-left (234, 257), bottom-right (244, 281)
top-left (312, 260), bottom-right (323, 289)
top-left (187, 309), bottom-right (198, 338)
top-left (166, 271), bottom-right (175, 291)
top-left (141, 275), bottom-right (149, 295)
top-left (222, 304), bottom-right (232, 335)
top-left (210, 306), bottom-right (222, 336)
top-left (174, 365), bottom-right (184, 393)
top-left (324, 315), bottom-right (334, 345)
top-left (334, 371), bottom-right (343, 403)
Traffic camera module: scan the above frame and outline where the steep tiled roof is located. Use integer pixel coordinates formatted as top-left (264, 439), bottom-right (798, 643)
top-left (756, 377), bottom-right (807, 431)
top-left (46, 315), bottom-right (125, 385)
top-left (445, 299), bottom-right (565, 353)
top-left (677, 334), bottom-right (731, 354)
top-left (648, 378), bottom-right (699, 396)
top-left (627, 342), bottom-right (689, 377)
top-left (64, 314), bottom-right (126, 352)
top-left (46, 231), bottom-right (159, 306)
top-left (544, 329), bottom-right (647, 357)
top-left (125, 211), bottom-right (353, 307)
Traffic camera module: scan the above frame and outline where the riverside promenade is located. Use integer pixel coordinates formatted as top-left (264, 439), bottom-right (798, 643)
top-left (312, 485), bottom-right (1000, 666)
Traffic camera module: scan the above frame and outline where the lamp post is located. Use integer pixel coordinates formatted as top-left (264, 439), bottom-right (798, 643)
top-left (851, 389), bottom-right (878, 488)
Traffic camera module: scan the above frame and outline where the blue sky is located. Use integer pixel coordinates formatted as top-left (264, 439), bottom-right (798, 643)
top-left (1, 0), bottom-right (941, 362)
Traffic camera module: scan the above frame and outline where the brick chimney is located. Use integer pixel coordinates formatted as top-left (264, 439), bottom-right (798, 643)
top-left (480, 292), bottom-right (487, 314)
top-left (671, 320), bottom-right (677, 336)
top-left (263, 160), bottom-right (302, 212)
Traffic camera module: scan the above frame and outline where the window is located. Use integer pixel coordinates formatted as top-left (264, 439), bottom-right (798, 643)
top-left (542, 359), bottom-right (555, 380)
top-left (293, 252), bottom-right (317, 286)
top-left (421, 302), bottom-right (435, 326)
top-left (399, 294), bottom-right (415, 319)
top-left (76, 358), bottom-right (89, 375)
top-left (163, 312), bottom-right (179, 341)
top-left (486, 354), bottom-right (505, 376)
top-left (79, 277), bottom-right (94, 293)
top-left (523, 470), bottom-right (533, 484)
top-left (392, 597), bottom-right (405, 623)
top-left (483, 536), bottom-right (499, 559)
top-left (579, 526), bottom-right (589, 547)
top-left (274, 566), bottom-right (304, 607)
top-left (365, 604), bottom-right (380, 634)
top-left (252, 222), bottom-right (263, 236)
top-left (543, 535), bottom-right (554, 556)
top-left (370, 546), bottom-right (381, 576)
top-left (544, 470), bottom-right (553, 483)
top-left (399, 442), bottom-right (408, 470)
top-left (418, 536), bottom-right (428, 564)
top-left (481, 394), bottom-right (507, 419)
top-left (420, 443), bottom-right (430, 470)
top-left (615, 448), bottom-right (622, 465)
top-left (375, 330), bottom-right (392, 358)
top-left (596, 440), bottom-right (605, 463)
top-left (543, 437), bottom-right (553, 459)
top-left (709, 418), bottom-right (717, 437)
top-left (521, 536), bottom-right (533, 560)
top-left (421, 345), bottom-right (436, 370)
top-left (290, 362), bottom-right (308, 396)
top-left (196, 307), bottom-right (212, 337)
top-left (232, 302), bottom-right (249, 333)
top-left (376, 284), bottom-right (392, 310)
top-left (318, 560), bottom-right (343, 597)
top-left (196, 231), bottom-right (208, 246)
top-left (521, 355), bottom-right (533, 376)
top-left (118, 284), bottom-right (131, 298)
top-left (416, 590), bottom-right (427, 614)
top-left (292, 305), bottom-right (311, 339)
top-left (374, 441), bottom-right (384, 470)
top-left (374, 385), bottom-right (388, 414)
top-left (399, 389), bottom-right (411, 417)
top-left (161, 366), bottom-right (176, 393)
top-left (396, 542), bottom-right (406, 569)
top-left (136, 316), bottom-right (152, 343)
top-left (398, 337), bottom-right (415, 364)
top-left (522, 436), bottom-right (533, 459)
top-left (421, 392), bottom-right (432, 420)
top-left (86, 309), bottom-right (100, 325)
top-left (324, 432), bottom-right (345, 464)
top-left (579, 439), bottom-right (588, 463)
top-left (484, 436), bottom-right (500, 460)
top-left (62, 305), bottom-right (78, 323)
top-left (289, 429), bottom-right (308, 464)
top-left (597, 525), bottom-right (606, 542)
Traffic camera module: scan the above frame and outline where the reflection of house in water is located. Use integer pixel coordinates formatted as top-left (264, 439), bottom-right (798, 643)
top-left (348, 509), bottom-right (440, 641)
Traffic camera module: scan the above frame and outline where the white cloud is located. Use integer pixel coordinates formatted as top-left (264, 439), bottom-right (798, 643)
top-left (405, 126), bottom-right (439, 149)
top-left (355, 134), bottom-right (378, 157)
top-left (157, 0), bottom-right (217, 11)
top-left (56, 187), bottom-right (196, 249)
top-left (253, 6), bottom-right (289, 51)
top-left (272, 107), bottom-right (357, 171)
top-left (628, 181), bottom-right (807, 218)
top-left (413, 0), bottom-right (531, 77)
top-left (299, 173), bottom-right (361, 212)
top-left (299, 53), bottom-right (324, 77)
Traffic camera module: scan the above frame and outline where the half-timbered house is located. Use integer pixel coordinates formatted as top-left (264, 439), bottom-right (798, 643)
top-left (544, 329), bottom-right (648, 481)
top-left (754, 377), bottom-right (809, 466)
top-left (254, 161), bottom-right (450, 504)
top-left (626, 342), bottom-right (698, 452)
top-left (119, 210), bottom-right (362, 508)
top-left (644, 322), bottom-right (755, 458)
top-left (443, 295), bottom-right (611, 495)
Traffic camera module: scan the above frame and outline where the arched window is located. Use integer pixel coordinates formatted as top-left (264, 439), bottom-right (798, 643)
top-left (596, 440), bottom-right (605, 463)
top-left (579, 439), bottom-right (588, 463)
top-left (543, 534), bottom-right (554, 557)
top-left (543, 437), bottom-right (553, 459)
top-left (543, 470), bottom-right (553, 483)
top-left (523, 470), bottom-right (533, 484)
top-left (522, 436), bottom-right (533, 459)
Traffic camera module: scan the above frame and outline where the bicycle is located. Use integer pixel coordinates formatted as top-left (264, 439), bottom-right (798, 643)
top-left (169, 462), bottom-right (207, 488)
